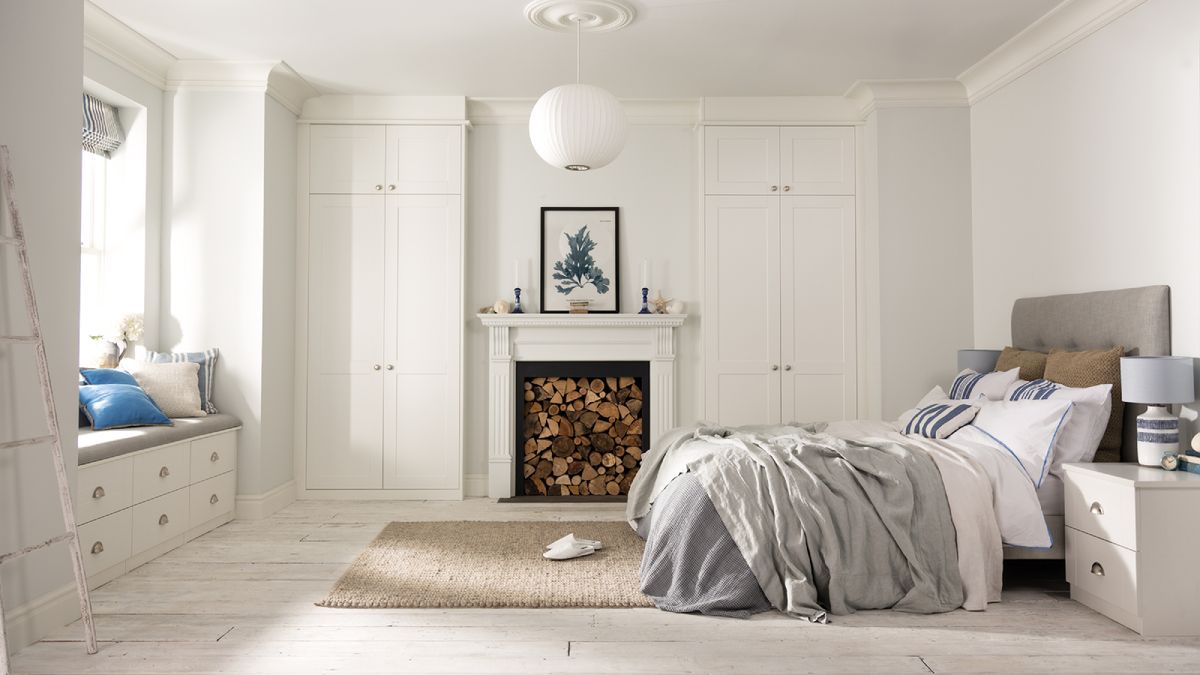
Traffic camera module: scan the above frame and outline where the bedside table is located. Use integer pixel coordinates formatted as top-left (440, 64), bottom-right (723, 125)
top-left (1062, 463), bottom-right (1200, 636)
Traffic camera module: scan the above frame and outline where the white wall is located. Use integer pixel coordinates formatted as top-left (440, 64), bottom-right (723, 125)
top-left (866, 106), bottom-right (975, 419)
top-left (464, 123), bottom-right (700, 483)
top-left (971, 0), bottom-right (1200, 422)
top-left (0, 0), bottom-right (85, 651)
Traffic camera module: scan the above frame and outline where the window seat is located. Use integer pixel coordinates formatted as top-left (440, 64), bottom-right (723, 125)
top-left (78, 414), bottom-right (241, 466)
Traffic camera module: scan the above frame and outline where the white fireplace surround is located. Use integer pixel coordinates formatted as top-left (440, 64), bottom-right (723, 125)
top-left (479, 313), bottom-right (687, 498)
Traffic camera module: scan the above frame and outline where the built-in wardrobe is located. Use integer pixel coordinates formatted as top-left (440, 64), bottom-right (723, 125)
top-left (703, 125), bottom-right (857, 427)
top-left (298, 122), bottom-right (464, 499)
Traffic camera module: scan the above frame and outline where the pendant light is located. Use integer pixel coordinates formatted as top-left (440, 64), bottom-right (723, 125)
top-left (528, 3), bottom-right (630, 171)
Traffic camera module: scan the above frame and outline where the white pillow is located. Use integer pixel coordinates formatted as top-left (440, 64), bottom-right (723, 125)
top-left (1005, 379), bottom-right (1112, 476)
top-left (947, 368), bottom-right (1020, 401)
top-left (119, 359), bottom-right (206, 418)
top-left (895, 385), bottom-right (948, 429)
top-left (952, 398), bottom-right (1073, 488)
top-left (903, 402), bottom-right (979, 439)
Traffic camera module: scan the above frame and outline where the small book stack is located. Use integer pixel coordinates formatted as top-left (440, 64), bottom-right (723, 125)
top-left (568, 300), bottom-right (590, 314)
top-left (1179, 451), bottom-right (1200, 475)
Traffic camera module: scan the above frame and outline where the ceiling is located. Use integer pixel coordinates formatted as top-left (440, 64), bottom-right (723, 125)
top-left (93, 0), bottom-right (1061, 98)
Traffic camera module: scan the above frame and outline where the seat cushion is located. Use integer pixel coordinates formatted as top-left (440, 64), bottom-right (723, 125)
top-left (78, 413), bottom-right (241, 466)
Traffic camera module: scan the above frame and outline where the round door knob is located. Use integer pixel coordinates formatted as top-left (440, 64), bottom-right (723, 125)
top-left (1089, 501), bottom-right (1103, 515)
top-left (373, 364), bottom-right (382, 371)
top-left (90, 541), bottom-right (104, 555)
top-left (210, 494), bottom-right (220, 505)
top-left (210, 451), bottom-right (220, 463)
top-left (770, 185), bottom-right (778, 192)
top-left (374, 184), bottom-right (383, 191)
top-left (1090, 562), bottom-right (1105, 577)
top-left (158, 514), bottom-right (170, 526)
top-left (388, 184), bottom-right (396, 191)
top-left (783, 185), bottom-right (791, 192)
top-left (386, 364), bottom-right (395, 371)
top-left (92, 486), bottom-right (105, 499)
top-left (784, 365), bottom-right (792, 371)
top-left (159, 466), bottom-right (170, 478)
top-left (771, 365), bottom-right (779, 371)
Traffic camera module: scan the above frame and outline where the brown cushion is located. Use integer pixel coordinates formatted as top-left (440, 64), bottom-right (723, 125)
top-left (1044, 346), bottom-right (1125, 460)
top-left (996, 346), bottom-right (1047, 381)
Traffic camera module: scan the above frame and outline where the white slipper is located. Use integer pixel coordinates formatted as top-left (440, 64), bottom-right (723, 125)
top-left (545, 533), bottom-right (603, 551)
top-left (543, 541), bottom-right (596, 560)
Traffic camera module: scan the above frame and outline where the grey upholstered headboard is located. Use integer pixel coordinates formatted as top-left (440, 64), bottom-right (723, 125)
top-left (1011, 285), bottom-right (1171, 462)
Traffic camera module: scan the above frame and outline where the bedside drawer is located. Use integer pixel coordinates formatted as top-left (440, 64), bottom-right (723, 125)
top-left (1065, 471), bottom-right (1137, 549)
top-left (131, 488), bottom-right (189, 554)
top-left (76, 509), bottom-right (132, 576)
top-left (1068, 527), bottom-right (1139, 617)
top-left (75, 459), bottom-right (133, 525)
top-left (190, 432), bottom-right (237, 483)
top-left (132, 443), bottom-right (190, 503)
top-left (189, 472), bottom-right (236, 527)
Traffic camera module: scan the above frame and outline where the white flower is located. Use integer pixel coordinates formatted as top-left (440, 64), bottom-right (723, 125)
top-left (107, 313), bottom-right (144, 344)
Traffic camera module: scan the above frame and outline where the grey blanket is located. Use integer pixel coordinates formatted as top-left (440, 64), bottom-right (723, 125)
top-left (630, 425), bottom-right (964, 621)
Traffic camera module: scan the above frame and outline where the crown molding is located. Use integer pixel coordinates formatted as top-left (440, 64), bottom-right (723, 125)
top-left (266, 62), bottom-right (321, 116)
top-left (958, 0), bottom-right (1148, 105)
top-left (167, 60), bottom-right (319, 115)
top-left (467, 97), bottom-right (700, 125)
top-left (700, 96), bottom-right (861, 125)
top-left (83, 0), bottom-right (175, 89)
top-left (301, 96), bottom-right (468, 122)
top-left (843, 79), bottom-right (968, 117)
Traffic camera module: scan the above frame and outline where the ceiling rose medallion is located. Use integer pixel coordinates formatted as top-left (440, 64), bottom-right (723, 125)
top-left (526, 0), bottom-right (634, 172)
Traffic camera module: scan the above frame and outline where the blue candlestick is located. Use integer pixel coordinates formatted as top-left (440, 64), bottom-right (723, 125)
top-left (512, 287), bottom-right (524, 314)
top-left (638, 287), bottom-right (651, 314)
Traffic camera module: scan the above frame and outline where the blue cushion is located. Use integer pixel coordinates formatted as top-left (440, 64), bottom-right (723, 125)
top-left (145, 348), bottom-right (219, 413)
top-left (79, 384), bottom-right (172, 431)
top-left (79, 368), bottom-right (139, 386)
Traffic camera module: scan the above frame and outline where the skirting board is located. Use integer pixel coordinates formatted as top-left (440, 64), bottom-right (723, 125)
top-left (1, 580), bottom-right (81, 655)
top-left (236, 479), bottom-right (296, 520)
top-left (464, 473), bottom-right (486, 498)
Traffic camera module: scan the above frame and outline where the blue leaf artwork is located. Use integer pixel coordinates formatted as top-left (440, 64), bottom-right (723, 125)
top-left (552, 225), bottom-right (611, 296)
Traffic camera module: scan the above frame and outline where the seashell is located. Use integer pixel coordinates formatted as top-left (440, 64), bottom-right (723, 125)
top-left (666, 299), bottom-right (684, 314)
top-left (493, 299), bottom-right (513, 314)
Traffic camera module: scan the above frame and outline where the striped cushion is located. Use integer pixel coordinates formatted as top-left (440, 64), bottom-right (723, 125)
top-left (903, 402), bottom-right (979, 439)
top-left (948, 368), bottom-right (1020, 401)
top-left (1008, 379), bottom-right (1061, 400)
top-left (144, 348), bottom-right (219, 414)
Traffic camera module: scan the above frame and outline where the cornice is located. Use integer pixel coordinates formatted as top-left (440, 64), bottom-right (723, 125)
top-left (467, 98), bottom-right (700, 126)
top-left (478, 313), bottom-right (686, 328)
top-left (83, 0), bottom-right (175, 89)
top-left (167, 60), bottom-right (319, 115)
top-left (843, 79), bottom-right (968, 118)
top-left (700, 96), bottom-right (861, 124)
top-left (302, 95), bottom-right (468, 122)
top-left (958, 0), bottom-right (1148, 105)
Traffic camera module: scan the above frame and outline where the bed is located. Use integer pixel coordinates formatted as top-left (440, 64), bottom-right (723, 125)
top-left (626, 285), bottom-right (1171, 619)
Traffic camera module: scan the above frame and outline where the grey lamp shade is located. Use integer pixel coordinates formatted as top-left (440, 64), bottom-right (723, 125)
top-left (957, 349), bottom-right (1001, 373)
top-left (1120, 356), bottom-right (1195, 404)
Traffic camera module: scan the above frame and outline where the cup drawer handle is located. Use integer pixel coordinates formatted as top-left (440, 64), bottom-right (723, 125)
top-left (210, 451), bottom-right (220, 463)
top-left (158, 514), bottom-right (170, 526)
top-left (92, 486), bottom-right (105, 499)
top-left (90, 541), bottom-right (104, 555)
top-left (210, 494), bottom-right (220, 505)
top-left (1091, 562), bottom-right (1105, 577)
top-left (159, 466), bottom-right (170, 478)
top-left (1089, 501), bottom-right (1103, 516)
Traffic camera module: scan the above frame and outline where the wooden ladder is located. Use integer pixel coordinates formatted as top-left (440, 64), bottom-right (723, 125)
top-left (0, 145), bottom-right (98, 674)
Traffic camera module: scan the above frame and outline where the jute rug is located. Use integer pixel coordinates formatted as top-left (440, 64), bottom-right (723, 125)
top-left (317, 521), bottom-right (654, 609)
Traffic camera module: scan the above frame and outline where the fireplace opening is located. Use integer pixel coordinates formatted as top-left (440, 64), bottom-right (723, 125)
top-left (514, 361), bottom-right (650, 499)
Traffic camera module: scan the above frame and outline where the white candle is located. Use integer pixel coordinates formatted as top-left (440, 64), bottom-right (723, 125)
top-left (513, 259), bottom-right (520, 289)
top-left (640, 260), bottom-right (649, 289)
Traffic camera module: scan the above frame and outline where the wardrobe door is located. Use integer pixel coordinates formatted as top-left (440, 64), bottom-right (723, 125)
top-left (309, 125), bottom-right (386, 194)
top-left (704, 195), bottom-right (781, 426)
top-left (306, 195), bottom-right (386, 489)
top-left (780, 196), bottom-right (856, 424)
top-left (704, 126), bottom-right (780, 195)
top-left (779, 127), bottom-right (855, 195)
top-left (382, 195), bottom-right (462, 490)
top-left (385, 126), bottom-right (462, 195)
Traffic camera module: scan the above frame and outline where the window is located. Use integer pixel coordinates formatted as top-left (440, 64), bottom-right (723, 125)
top-left (80, 148), bottom-right (107, 354)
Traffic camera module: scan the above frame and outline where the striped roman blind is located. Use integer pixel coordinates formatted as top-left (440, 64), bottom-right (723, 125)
top-left (81, 93), bottom-right (124, 157)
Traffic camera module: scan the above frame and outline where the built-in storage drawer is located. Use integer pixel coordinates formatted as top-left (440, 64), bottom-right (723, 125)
top-left (76, 509), bottom-right (132, 576)
top-left (131, 488), bottom-right (189, 554)
top-left (189, 471), bottom-right (236, 528)
top-left (1065, 471), bottom-right (1137, 550)
top-left (75, 459), bottom-right (133, 525)
top-left (1068, 527), bottom-right (1139, 617)
top-left (190, 432), bottom-right (237, 483)
top-left (132, 443), bottom-right (190, 504)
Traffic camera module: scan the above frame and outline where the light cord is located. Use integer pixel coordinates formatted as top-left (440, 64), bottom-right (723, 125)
top-left (575, 18), bottom-right (581, 84)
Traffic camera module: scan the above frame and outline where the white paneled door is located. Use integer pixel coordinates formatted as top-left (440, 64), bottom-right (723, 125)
top-left (779, 127), bottom-right (855, 196)
top-left (383, 195), bottom-right (462, 490)
top-left (306, 195), bottom-right (386, 489)
top-left (704, 196), bottom-right (781, 426)
top-left (385, 126), bottom-right (463, 195)
top-left (780, 196), bottom-right (856, 423)
top-left (309, 125), bottom-right (386, 194)
top-left (704, 126), bottom-right (780, 195)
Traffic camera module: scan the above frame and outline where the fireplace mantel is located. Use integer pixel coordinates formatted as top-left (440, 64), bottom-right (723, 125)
top-left (479, 313), bottom-right (686, 498)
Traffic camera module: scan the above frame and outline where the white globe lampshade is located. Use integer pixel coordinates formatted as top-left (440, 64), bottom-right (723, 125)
top-left (529, 83), bottom-right (627, 171)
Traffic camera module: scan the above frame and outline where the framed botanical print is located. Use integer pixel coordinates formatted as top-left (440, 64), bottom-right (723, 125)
top-left (540, 207), bottom-right (619, 313)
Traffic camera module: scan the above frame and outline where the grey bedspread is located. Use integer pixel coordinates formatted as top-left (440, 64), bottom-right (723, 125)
top-left (630, 425), bottom-right (964, 621)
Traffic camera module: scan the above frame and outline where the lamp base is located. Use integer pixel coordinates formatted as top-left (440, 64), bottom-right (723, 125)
top-left (1136, 405), bottom-right (1179, 467)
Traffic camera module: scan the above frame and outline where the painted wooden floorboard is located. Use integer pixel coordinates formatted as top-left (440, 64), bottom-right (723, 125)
top-left (10, 498), bottom-right (1200, 674)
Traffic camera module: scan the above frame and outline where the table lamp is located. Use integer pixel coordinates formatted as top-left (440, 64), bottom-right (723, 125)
top-left (1120, 356), bottom-right (1195, 466)
top-left (957, 349), bottom-right (1001, 373)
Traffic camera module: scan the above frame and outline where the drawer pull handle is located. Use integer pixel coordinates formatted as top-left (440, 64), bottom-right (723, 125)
top-left (1090, 562), bottom-right (1105, 577)
top-left (158, 514), bottom-right (169, 526)
top-left (159, 466), bottom-right (170, 478)
top-left (92, 486), bottom-right (105, 499)
top-left (210, 451), bottom-right (220, 463)
top-left (1089, 501), bottom-right (1103, 515)
top-left (210, 494), bottom-right (220, 505)
top-left (90, 541), bottom-right (104, 555)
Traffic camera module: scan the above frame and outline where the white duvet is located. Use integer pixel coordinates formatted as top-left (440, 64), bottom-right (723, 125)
top-left (642, 419), bottom-right (1051, 611)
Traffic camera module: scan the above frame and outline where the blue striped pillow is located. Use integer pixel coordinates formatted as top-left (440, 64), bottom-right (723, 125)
top-left (903, 402), bottom-right (979, 439)
top-left (948, 368), bottom-right (1019, 401)
top-left (1008, 379), bottom-right (1061, 401)
top-left (144, 348), bottom-right (219, 413)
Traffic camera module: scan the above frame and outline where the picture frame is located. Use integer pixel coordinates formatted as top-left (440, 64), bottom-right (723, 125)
top-left (539, 207), bottom-right (620, 314)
